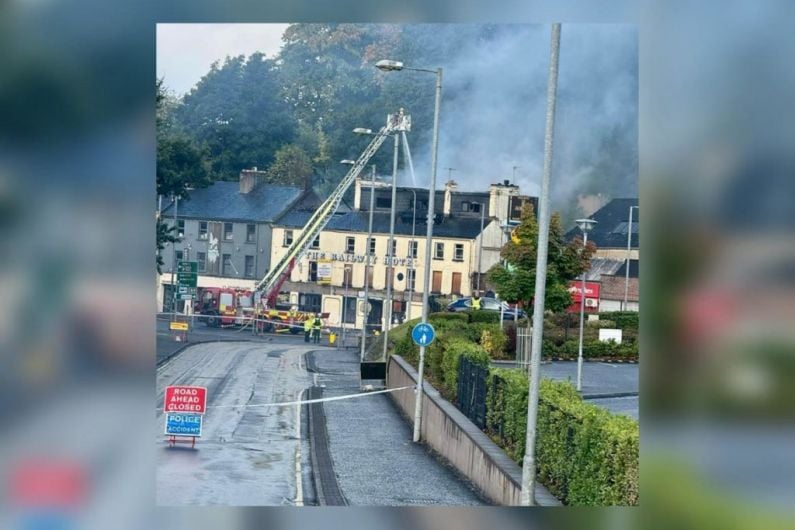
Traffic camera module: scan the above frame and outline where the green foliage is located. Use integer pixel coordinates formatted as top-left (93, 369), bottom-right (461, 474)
top-left (156, 219), bottom-right (179, 274)
top-left (441, 338), bottom-right (489, 399)
top-left (428, 312), bottom-right (469, 322)
top-left (468, 310), bottom-right (501, 324)
top-left (543, 338), bottom-right (638, 360)
top-left (487, 373), bottom-right (639, 505)
top-left (487, 203), bottom-right (595, 314)
top-left (265, 144), bottom-right (313, 187)
top-left (598, 311), bottom-right (639, 330)
top-left (480, 327), bottom-right (508, 359)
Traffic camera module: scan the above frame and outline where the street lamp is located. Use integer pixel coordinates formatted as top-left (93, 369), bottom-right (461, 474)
top-left (406, 188), bottom-right (417, 321)
top-left (623, 205), bottom-right (638, 311)
top-left (574, 218), bottom-right (597, 392)
top-left (476, 202), bottom-right (486, 292)
top-left (340, 159), bottom-right (355, 166)
top-left (377, 58), bottom-right (443, 443)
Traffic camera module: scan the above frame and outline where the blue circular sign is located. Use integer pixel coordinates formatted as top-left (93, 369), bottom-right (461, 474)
top-left (411, 322), bottom-right (436, 347)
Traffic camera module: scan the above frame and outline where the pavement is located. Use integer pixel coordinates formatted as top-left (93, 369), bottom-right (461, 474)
top-left (493, 360), bottom-right (639, 420)
top-left (307, 348), bottom-right (485, 506)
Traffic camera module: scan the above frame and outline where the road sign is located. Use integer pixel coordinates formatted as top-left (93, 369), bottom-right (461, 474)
top-left (411, 322), bottom-right (436, 347)
top-left (164, 413), bottom-right (203, 437)
top-left (177, 261), bottom-right (198, 274)
top-left (176, 272), bottom-right (197, 287)
top-left (169, 321), bottom-right (189, 331)
top-left (164, 385), bottom-right (207, 414)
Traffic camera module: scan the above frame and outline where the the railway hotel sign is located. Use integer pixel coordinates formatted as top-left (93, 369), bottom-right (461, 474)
top-left (305, 251), bottom-right (417, 268)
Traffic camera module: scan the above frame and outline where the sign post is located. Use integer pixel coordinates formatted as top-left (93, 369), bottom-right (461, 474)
top-left (163, 385), bottom-right (207, 448)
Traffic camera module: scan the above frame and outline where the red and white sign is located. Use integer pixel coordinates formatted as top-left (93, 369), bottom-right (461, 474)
top-left (164, 385), bottom-right (207, 414)
top-left (567, 281), bottom-right (601, 313)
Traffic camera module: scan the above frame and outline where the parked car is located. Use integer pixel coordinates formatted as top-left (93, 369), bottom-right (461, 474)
top-left (446, 297), bottom-right (527, 320)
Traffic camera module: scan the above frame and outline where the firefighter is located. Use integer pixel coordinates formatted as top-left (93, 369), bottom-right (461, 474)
top-left (472, 291), bottom-right (482, 311)
top-left (303, 317), bottom-right (313, 342)
top-left (312, 313), bottom-right (323, 344)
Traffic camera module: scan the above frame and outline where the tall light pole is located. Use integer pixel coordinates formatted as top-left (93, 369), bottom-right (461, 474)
top-left (476, 202), bottom-right (485, 292)
top-left (376, 58), bottom-right (442, 443)
top-left (623, 205), bottom-right (638, 311)
top-left (520, 23), bottom-right (561, 506)
top-left (444, 167), bottom-right (456, 181)
top-left (382, 132), bottom-right (400, 360)
top-left (575, 218), bottom-right (597, 392)
top-left (170, 194), bottom-right (179, 319)
top-left (406, 188), bottom-right (417, 321)
top-left (340, 159), bottom-right (357, 347)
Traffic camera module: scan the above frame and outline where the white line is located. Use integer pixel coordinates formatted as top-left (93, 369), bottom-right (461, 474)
top-left (156, 385), bottom-right (413, 412)
top-left (294, 388), bottom-right (304, 507)
top-left (598, 362), bottom-right (619, 368)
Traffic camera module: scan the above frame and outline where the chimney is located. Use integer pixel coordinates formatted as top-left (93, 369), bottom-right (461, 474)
top-left (443, 179), bottom-right (458, 216)
top-left (489, 179), bottom-right (520, 224)
top-left (239, 167), bottom-right (266, 194)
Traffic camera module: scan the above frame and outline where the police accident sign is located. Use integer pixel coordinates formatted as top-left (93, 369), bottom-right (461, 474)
top-left (165, 413), bottom-right (203, 437)
top-left (164, 385), bottom-right (207, 414)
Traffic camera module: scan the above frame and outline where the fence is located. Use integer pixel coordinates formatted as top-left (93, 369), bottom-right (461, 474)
top-left (516, 324), bottom-right (531, 372)
top-left (456, 356), bottom-right (488, 429)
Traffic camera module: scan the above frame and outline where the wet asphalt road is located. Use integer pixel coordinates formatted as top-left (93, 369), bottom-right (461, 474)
top-left (156, 341), bottom-right (314, 505)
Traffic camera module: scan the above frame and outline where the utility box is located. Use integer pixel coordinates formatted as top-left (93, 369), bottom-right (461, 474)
top-left (599, 329), bottom-right (623, 344)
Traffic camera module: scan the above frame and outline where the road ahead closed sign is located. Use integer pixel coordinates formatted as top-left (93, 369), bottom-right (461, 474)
top-left (164, 386), bottom-right (207, 414)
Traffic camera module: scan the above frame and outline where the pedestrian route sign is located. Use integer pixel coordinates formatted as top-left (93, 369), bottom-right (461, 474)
top-left (411, 322), bottom-right (436, 347)
top-left (165, 413), bottom-right (203, 437)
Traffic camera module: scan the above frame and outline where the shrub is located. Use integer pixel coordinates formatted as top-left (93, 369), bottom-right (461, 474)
top-left (480, 327), bottom-right (508, 359)
top-left (487, 372), bottom-right (639, 505)
top-left (441, 338), bottom-right (489, 399)
top-left (428, 312), bottom-right (469, 322)
top-left (468, 310), bottom-right (501, 324)
top-left (504, 322), bottom-right (518, 355)
top-left (598, 311), bottom-right (639, 330)
top-left (586, 319), bottom-right (617, 329)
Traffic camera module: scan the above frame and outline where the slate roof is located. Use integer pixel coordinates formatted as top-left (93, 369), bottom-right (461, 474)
top-left (162, 181), bottom-right (306, 223)
top-left (614, 259), bottom-right (639, 278)
top-left (277, 209), bottom-right (489, 239)
top-left (566, 198), bottom-right (639, 249)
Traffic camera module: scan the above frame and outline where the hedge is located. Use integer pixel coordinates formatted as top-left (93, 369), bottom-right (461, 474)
top-left (486, 372), bottom-right (639, 505)
top-left (598, 311), bottom-right (639, 330)
top-left (468, 310), bottom-right (501, 324)
top-left (441, 338), bottom-right (489, 399)
top-left (543, 338), bottom-right (638, 360)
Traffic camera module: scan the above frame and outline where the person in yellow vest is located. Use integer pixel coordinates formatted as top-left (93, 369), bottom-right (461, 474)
top-left (471, 291), bottom-right (482, 311)
top-left (304, 317), bottom-right (313, 342)
top-left (312, 313), bottom-right (323, 344)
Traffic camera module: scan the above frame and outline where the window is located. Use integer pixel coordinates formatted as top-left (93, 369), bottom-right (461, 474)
top-left (406, 269), bottom-right (416, 292)
top-left (244, 256), bottom-right (254, 278)
top-left (409, 241), bottom-right (418, 258)
top-left (309, 261), bottom-right (318, 282)
top-left (345, 236), bottom-right (355, 254)
top-left (390, 239), bottom-right (397, 257)
top-left (299, 293), bottom-right (321, 314)
top-left (432, 271), bottom-right (443, 293)
top-left (177, 220), bottom-right (184, 238)
top-left (434, 242), bottom-right (444, 260)
top-left (368, 237), bottom-right (376, 255)
top-left (246, 224), bottom-right (256, 243)
top-left (343, 265), bottom-right (353, 287)
top-left (198, 221), bottom-right (208, 240)
top-left (175, 250), bottom-right (183, 263)
top-left (366, 265), bottom-right (374, 288)
top-left (454, 243), bottom-right (464, 261)
top-left (311, 236), bottom-right (320, 249)
top-left (197, 252), bottom-right (206, 272)
top-left (471, 203), bottom-right (482, 213)
top-left (384, 266), bottom-right (394, 288)
top-left (376, 197), bottom-right (392, 209)
top-left (222, 254), bottom-right (232, 276)
top-left (342, 297), bottom-right (357, 324)
top-left (283, 230), bottom-right (294, 247)
top-left (224, 222), bottom-right (234, 241)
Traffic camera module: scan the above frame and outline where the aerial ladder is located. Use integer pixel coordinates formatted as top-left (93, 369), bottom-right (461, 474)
top-left (256, 110), bottom-right (412, 309)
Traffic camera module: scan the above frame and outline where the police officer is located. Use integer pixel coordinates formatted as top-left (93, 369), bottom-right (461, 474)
top-left (472, 291), bottom-right (482, 311)
top-left (312, 313), bottom-right (323, 344)
top-left (303, 317), bottom-right (313, 342)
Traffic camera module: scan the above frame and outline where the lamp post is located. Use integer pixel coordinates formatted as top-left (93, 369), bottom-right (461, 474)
top-left (376, 58), bottom-right (442, 443)
top-left (340, 159), bottom-right (356, 346)
top-left (476, 202), bottom-right (485, 292)
top-left (406, 188), bottom-right (417, 321)
top-left (382, 131), bottom-right (400, 361)
top-left (623, 205), bottom-right (638, 311)
top-left (574, 218), bottom-right (597, 392)
top-left (170, 194), bottom-right (179, 319)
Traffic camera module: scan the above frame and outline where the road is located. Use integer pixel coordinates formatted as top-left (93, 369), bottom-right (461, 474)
top-left (156, 340), bottom-right (313, 505)
top-left (494, 360), bottom-right (639, 419)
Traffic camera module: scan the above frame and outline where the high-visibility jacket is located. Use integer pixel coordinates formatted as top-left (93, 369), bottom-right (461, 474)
top-left (304, 319), bottom-right (313, 332)
top-left (471, 297), bottom-right (482, 310)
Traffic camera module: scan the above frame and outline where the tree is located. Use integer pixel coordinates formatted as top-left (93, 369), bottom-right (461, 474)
top-left (487, 203), bottom-right (595, 314)
top-left (265, 144), bottom-right (313, 188)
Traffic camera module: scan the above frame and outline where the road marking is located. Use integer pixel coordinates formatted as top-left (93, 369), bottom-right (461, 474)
top-left (598, 362), bottom-right (619, 368)
top-left (294, 388), bottom-right (304, 507)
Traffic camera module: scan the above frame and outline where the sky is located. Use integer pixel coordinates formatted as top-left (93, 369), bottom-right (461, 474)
top-left (156, 24), bottom-right (289, 95)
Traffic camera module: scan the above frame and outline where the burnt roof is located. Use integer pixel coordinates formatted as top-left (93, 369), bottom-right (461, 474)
top-left (566, 198), bottom-right (639, 249)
